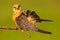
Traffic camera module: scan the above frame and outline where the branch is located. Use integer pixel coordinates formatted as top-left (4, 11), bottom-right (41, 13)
top-left (0, 26), bottom-right (18, 30)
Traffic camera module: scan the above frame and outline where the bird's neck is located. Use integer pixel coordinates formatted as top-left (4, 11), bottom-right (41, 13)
top-left (12, 10), bottom-right (21, 21)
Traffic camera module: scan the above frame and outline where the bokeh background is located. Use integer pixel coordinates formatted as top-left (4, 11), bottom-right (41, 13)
top-left (0, 0), bottom-right (60, 40)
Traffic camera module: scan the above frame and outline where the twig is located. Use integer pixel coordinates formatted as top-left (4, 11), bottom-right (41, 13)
top-left (0, 26), bottom-right (18, 30)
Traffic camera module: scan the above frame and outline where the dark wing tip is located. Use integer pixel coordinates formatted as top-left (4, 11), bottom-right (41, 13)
top-left (47, 32), bottom-right (52, 34)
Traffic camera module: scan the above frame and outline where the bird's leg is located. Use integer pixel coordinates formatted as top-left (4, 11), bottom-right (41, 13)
top-left (21, 29), bottom-right (32, 37)
top-left (24, 31), bottom-right (32, 37)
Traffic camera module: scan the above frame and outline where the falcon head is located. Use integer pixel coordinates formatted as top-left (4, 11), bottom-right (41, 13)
top-left (13, 4), bottom-right (21, 12)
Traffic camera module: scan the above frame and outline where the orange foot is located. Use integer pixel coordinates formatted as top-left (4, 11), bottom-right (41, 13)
top-left (21, 30), bottom-right (25, 33)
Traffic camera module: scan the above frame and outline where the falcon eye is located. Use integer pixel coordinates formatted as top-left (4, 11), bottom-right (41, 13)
top-left (13, 7), bottom-right (16, 8)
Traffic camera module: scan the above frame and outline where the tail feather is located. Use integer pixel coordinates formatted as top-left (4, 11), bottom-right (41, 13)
top-left (37, 28), bottom-right (52, 34)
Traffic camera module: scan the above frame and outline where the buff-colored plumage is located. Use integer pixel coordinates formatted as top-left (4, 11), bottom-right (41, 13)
top-left (12, 4), bottom-right (52, 34)
top-left (12, 4), bottom-right (25, 32)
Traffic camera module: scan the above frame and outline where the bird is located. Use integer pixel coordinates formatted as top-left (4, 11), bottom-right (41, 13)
top-left (26, 10), bottom-right (52, 24)
top-left (12, 4), bottom-right (52, 35)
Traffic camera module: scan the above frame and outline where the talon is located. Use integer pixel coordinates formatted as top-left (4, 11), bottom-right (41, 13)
top-left (16, 28), bottom-right (18, 30)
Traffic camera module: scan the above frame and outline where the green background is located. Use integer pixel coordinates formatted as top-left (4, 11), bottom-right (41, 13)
top-left (0, 0), bottom-right (60, 40)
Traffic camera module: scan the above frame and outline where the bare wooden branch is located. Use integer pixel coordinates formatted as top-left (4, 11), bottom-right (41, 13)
top-left (0, 26), bottom-right (18, 30)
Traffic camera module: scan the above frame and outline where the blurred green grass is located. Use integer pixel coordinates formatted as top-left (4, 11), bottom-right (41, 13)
top-left (0, 0), bottom-right (60, 40)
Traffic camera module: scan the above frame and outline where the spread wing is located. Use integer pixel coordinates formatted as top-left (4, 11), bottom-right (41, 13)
top-left (26, 10), bottom-right (52, 23)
